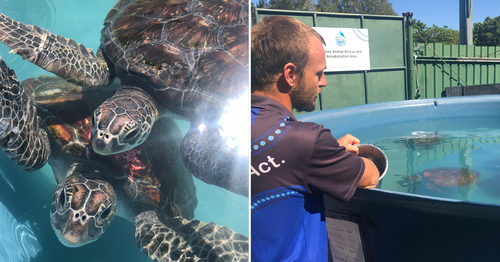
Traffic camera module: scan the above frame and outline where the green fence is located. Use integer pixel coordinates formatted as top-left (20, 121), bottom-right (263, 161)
top-left (414, 43), bottom-right (500, 99)
top-left (253, 9), bottom-right (500, 111)
top-left (253, 9), bottom-right (408, 112)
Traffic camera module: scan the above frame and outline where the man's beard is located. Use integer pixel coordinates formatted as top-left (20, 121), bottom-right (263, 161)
top-left (290, 77), bottom-right (318, 112)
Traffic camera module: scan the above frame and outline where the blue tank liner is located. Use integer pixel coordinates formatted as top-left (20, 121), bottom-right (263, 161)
top-left (297, 95), bottom-right (500, 261)
top-left (299, 95), bottom-right (500, 136)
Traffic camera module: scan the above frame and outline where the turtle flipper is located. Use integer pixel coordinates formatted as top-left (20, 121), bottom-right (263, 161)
top-left (135, 211), bottom-right (248, 262)
top-left (180, 126), bottom-right (248, 197)
top-left (0, 57), bottom-right (50, 171)
top-left (0, 13), bottom-right (110, 87)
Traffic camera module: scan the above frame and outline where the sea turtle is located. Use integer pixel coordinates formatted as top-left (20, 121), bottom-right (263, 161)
top-left (399, 132), bottom-right (444, 149)
top-left (410, 136), bottom-right (443, 149)
top-left (404, 167), bottom-right (479, 197)
top-left (0, 61), bottom-right (248, 260)
top-left (421, 167), bottom-right (479, 188)
top-left (0, 0), bottom-right (249, 196)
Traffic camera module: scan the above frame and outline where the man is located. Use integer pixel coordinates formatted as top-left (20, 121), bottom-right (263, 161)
top-left (251, 16), bottom-right (380, 261)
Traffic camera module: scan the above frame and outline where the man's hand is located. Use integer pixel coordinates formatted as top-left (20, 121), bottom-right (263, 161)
top-left (337, 134), bottom-right (360, 155)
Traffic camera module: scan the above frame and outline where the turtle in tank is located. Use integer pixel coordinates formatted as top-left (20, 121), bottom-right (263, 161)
top-left (420, 167), bottom-right (479, 188)
top-left (0, 62), bottom-right (248, 260)
top-left (0, 0), bottom-right (249, 196)
top-left (404, 167), bottom-right (479, 200)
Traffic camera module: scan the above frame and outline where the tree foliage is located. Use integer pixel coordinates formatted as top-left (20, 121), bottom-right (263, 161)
top-left (412, 20), bottom-right (459, 45)
top-left (316, 0), bottom-right (339, 13)
top-left (473, 16), bottom-right (500, 46)
top-left (318, 0), bottom-right (397, 15)
top-left (252, 0), bottom-right (397, 15)
top-left (254, 0), bottom-right (315, 11)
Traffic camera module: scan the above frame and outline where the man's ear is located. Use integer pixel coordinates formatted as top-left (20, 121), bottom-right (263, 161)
top-left (283, 63), bottom-right (298, 87)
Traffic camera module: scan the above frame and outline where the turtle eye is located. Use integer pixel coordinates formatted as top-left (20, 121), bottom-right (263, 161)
top-left (97, 205), bottom-right (113, 225)
top-left (125, 129), bottom-right (139, 140)
top-left (92, 111), bottom-right (101, 128)
top-left (57, 184), bottom-right (74, 211)
top-left (100, 207), bottom-right (111, 219)
top-left (58, 188), bottom-right (67, 210)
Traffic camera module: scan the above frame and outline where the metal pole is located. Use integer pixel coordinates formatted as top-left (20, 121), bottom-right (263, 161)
top-left (459, 0), bottom-right (473, 45)
top-left (404, 12), bottom-right (417, 99)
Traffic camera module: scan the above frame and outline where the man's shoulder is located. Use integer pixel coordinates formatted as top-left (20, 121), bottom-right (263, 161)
top-left (251, 94), bottom-right (329, 146)
top-left (251, 113), bottom-right (322, 154)
top-left (251, 94), bottom-right (295, 116)
top-left (251, 94), bottom-right (294, 130)
top-left (252, 109), bottom-right (320, 134)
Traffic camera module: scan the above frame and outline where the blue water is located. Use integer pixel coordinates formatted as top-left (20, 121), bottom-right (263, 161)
top-left (0, 199), bottom-right (41, 261)
top-left (350, 116), bottom-right (500, 205)
top-left (0, 1), bottom-right (249, 261)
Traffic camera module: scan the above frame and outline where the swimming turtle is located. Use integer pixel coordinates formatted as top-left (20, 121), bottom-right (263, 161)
top-left (421, 167), bottom-right (479, 188)
top-left (410, 136), bottom-right (443, 149)
top-left (399, 132), bottom-right (444, 149)
top-left (405, 167), bottom-right (479, 197)
top-left (0, 0), bottom-right (249, 196)
top-left (0, 61), bottom-right (248, 260)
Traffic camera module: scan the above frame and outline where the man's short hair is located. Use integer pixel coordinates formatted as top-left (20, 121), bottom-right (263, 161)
top-left (251, 16), bottom-right (325, 93)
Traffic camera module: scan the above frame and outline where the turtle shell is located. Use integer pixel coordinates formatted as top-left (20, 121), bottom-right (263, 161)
top-left (421, 167), bottom-right (479, 188)
top-left (100, 0), bottom-right (248, 121)
top-left (410, 136), bottom-right (443, 148)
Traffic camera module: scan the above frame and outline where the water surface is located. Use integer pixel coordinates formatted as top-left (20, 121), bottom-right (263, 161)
top-left (352, 117), bottom-right (500, 204)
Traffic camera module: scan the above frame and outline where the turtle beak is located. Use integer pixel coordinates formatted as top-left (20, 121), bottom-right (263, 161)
top-left (54, 229), bottom-right (86, 248)
top-left (51, 222), bottom-right (97, 248)
top-left (92, 137), bottom-right (110, 155)
top-left (91, 129), bottom-right (122, 155)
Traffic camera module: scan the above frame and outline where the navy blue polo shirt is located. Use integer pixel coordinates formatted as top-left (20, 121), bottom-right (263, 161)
top-left (251, 94), bottom-right (364, 262)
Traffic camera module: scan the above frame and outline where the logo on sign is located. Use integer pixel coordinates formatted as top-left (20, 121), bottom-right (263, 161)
top-left (335, 31), bottom-right (346, 47)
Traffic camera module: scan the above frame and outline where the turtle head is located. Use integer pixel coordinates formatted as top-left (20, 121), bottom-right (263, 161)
top-left (91, 87), bottom-right (157, 155)
top-left (50, 173), bottom-right (117, 247)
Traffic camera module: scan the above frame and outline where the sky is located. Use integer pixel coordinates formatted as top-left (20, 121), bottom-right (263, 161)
top-left (252, 0), bottom-right (500, 30)
top-left (391, 0), bottom-right (500, 30)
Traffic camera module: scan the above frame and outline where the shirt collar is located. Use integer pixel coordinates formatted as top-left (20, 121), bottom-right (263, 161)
top-left (251, 94), bottom-right (297, 121)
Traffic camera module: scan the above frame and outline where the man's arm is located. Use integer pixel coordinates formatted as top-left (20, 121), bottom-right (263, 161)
top-left (337, 134), bottom-right (360, 154)
top-left (338, 134), bottom-right (380, 188)
top-left (358, 157), bottom-right (380, 189)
